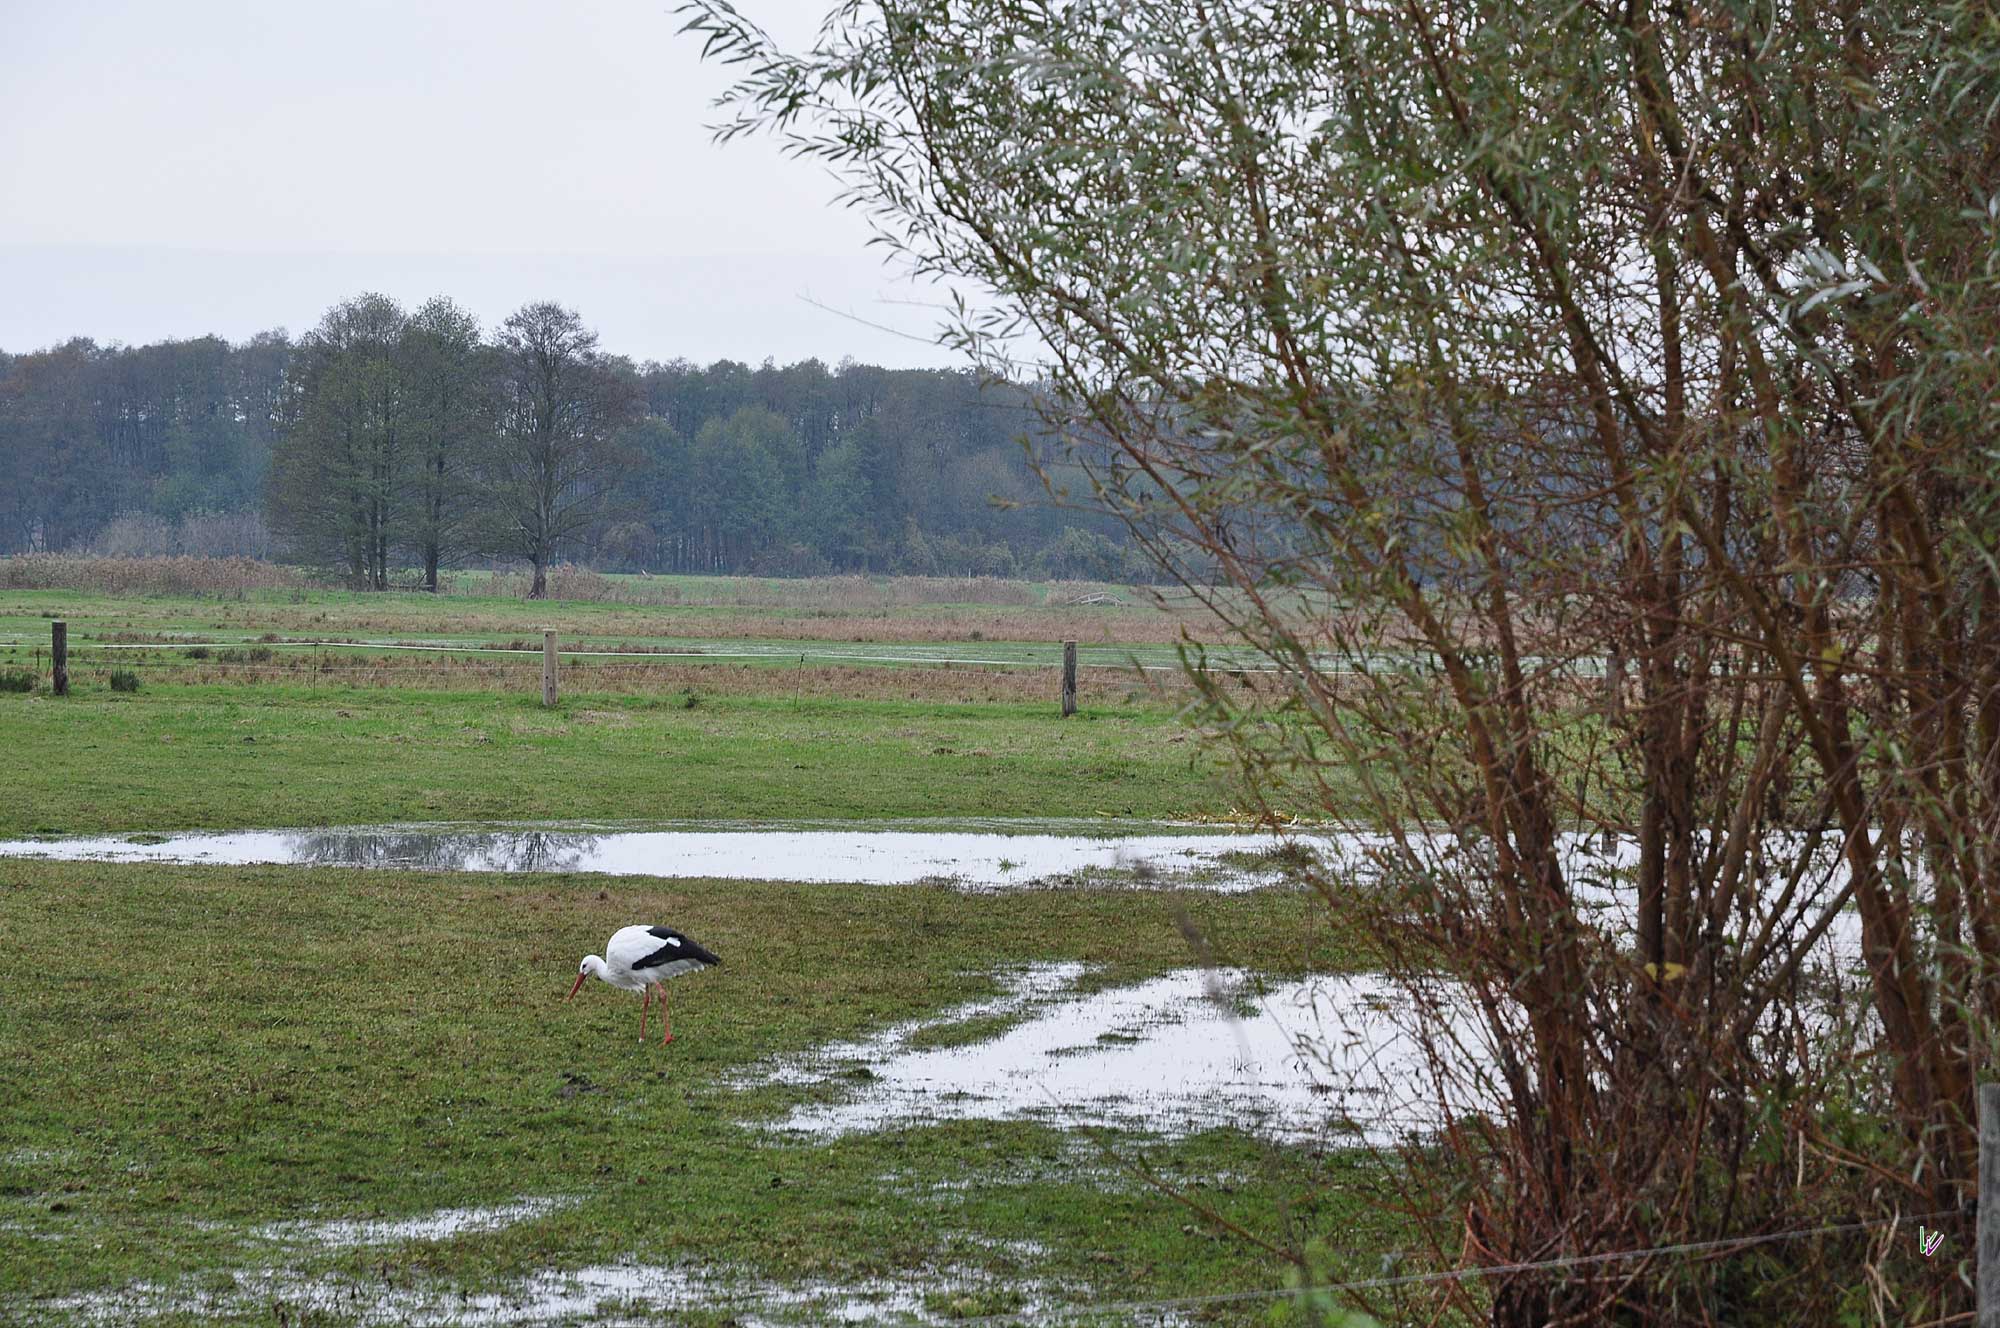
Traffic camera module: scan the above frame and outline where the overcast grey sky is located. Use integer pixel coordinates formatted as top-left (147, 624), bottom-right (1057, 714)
top-left (0, 1), bottom-right (961, 366)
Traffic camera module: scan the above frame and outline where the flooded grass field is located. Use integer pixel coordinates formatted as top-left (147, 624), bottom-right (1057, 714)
top-left (743, 962), bottom-right (1485, 1146)
top-left (0, 856), bottom-right (1398, 1326)
top-left (0, 581), bottom-right (1417, 1325)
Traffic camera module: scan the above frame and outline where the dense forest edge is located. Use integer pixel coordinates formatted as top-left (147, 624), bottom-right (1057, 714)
top-left (0, 295), bottom-right (1160, 586)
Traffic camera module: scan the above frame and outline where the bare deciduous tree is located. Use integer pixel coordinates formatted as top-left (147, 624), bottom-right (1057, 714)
top-left (401, 297), bottom-right (486, 592)
top-left (486, 302), bottom-right (635, 598)
top-left (269, 293), bottom-right (407, 589)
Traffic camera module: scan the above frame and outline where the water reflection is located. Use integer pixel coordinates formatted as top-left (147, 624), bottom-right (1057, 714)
top-left (0, 824), bottom-right (1306, 890)
top-left (280, 829), bottom-right (601, 873)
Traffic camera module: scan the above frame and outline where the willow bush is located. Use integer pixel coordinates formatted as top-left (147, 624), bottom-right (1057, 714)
top-left (685, 1), bottom-right (2000, 1321)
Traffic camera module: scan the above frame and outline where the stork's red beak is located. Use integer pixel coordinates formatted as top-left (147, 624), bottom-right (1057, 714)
top-left (566, 972), bottom-right (588, 1001)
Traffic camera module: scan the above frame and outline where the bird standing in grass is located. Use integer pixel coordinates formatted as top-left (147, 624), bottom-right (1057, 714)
top-left (568, 925), bottom-right (722, 1044)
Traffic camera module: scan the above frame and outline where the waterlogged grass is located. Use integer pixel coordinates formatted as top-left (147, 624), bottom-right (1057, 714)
top-left (900, 1011), bottom-right (1032, 1053)
top-left (0, 860), bottom-right (1397, 1325)
top-left (0, 681), bottom-right (1285, 838)
top-left (0, 578), bottom-right (1417, 1323)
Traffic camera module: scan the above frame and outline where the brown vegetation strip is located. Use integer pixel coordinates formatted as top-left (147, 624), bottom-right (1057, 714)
top-left (0, 554), bottom-right (309, 595)
top-left (0, 556), bottom-right (1232, 644)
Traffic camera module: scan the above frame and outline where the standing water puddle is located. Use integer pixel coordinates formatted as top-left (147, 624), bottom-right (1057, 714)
top-left (742, 963), bottom-right (1495, 1144)
top-left (0, 822), bottom-right (1864, 962)
top-left (34, 1256), bottom-right (1090, 1327)
top-left (0, 822), bottom-right (1321, 890)
top-left (253, 1197), bottom-right (578, 1249)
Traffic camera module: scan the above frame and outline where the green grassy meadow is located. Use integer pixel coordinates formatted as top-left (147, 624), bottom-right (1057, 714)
top-left (0, 580), bottom-right (1326, 838)
top-left (2, 683), bottom-right (1251, 838)
top-left (0, 580), bottom-right (1397, 1326)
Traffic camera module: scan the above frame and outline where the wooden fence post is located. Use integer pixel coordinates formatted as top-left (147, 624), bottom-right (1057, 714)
top-left (1981, 1081), bottom-right (1999, 1325)
top-left (51, 620), bottom-right (67, 697)
top-left (542, 630), bottom-right (558, 708)
top-left (1061, 640), bottom-right (1077, 717)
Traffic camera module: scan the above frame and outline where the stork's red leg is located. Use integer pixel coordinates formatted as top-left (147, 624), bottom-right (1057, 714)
top-left (639, 986), bottom-right (651, 1041)
top-left (658, 984), bottom-right (674, 1045)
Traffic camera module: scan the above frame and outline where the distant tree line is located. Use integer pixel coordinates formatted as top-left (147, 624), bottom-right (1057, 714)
top-left (0, 297), bottom-right (1155, 590)
top-left (0, 332), bottom-right (287, 556)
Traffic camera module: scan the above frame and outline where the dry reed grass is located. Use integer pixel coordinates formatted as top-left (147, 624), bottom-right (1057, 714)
top-left (0, 555), bottom-right (311, 595)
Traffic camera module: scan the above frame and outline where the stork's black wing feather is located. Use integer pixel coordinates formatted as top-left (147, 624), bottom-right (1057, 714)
top-left (635, 926), bottom-right (722, 969)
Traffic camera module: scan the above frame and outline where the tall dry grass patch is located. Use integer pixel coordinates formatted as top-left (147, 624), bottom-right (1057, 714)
top-left (447, 567), bottom-right (627, 603)
top-left (0, 556), bottom-right (312, 596)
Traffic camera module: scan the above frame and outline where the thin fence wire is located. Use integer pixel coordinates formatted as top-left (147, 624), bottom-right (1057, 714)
top-left (941, 1205), bottom-right (1974, 1326)
top-left (0, 663), bottom-right (1186, 685)
top-left (4, 636), bottom-right (1552, 676)
top-left (0, 637), bottom-right (1235, 672)
top-left (3, 637), bottom-right (1619, 679)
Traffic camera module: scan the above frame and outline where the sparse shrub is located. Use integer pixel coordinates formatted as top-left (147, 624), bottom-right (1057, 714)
top-left (183, 647), bottom-right (210, 660)
top-left (107, 670), bottom-right (139, 693)
top-left (681, 691), bottom-right (701, 709)
top-left (0, 670), bottom-right (35, 693)
top-left (247, 647), bottom-right (274, 663)
top-left (89, 510), bottom-right (272, 560)
top-left (215, 649), bottom-right (245, 663)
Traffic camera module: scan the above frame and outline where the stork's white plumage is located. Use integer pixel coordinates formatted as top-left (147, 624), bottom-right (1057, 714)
top-left (568, 925), bottom-right (723, 1044)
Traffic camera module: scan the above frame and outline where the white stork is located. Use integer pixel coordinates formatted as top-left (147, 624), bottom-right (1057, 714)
top-left (567, 925), bottom-right (723, 1044)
